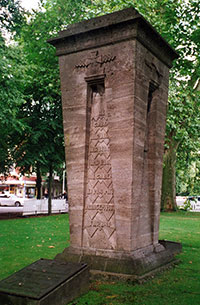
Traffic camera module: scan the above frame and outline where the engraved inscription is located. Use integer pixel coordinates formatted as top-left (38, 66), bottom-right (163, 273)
top-left (0, 259), bottom-right (86, 299)
top-left (75, 51), bottom-right (116, 69)
top-left (83, 83), bottom-right (116, 250)
top-left (86, 204), bottom-right (114, 212)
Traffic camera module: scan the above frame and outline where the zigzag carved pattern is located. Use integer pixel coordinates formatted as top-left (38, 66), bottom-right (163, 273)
top-left (83, 90), bottom-right (116, 250)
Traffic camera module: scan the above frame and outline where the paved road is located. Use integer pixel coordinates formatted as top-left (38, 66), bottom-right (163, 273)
top-left (0, 206), bottom-right (23, 214)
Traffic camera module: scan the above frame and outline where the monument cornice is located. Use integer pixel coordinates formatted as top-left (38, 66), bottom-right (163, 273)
top-left (48, 7), bottom-right (178, 68)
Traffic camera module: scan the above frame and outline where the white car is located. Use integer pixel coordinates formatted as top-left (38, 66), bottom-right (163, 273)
top-left (0, 194), bottom-right (24, 207)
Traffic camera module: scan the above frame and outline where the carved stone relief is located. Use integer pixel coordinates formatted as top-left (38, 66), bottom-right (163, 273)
top-left (75, 51), bottom-right (116, 70)
top-left (82, 82), bottom-right (116, 250)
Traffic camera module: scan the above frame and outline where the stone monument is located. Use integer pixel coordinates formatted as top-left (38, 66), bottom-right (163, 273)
top-left (48, 7), bottom-right (181, 280)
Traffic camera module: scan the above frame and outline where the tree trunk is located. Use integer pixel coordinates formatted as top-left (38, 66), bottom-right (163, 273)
top-left (161, 139), bottom-right (180, 211)
top-left (36, 164), bottom-right (42, 199)
top-left (48, 163), bottom-right (53, 215)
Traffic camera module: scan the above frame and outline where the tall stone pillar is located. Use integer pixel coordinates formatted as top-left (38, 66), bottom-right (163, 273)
top-left (48, 7), bottom-right (181, 278)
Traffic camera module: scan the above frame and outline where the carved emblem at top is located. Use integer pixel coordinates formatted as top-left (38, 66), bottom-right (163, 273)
top-left (75, 51), bottom-right (116, 69)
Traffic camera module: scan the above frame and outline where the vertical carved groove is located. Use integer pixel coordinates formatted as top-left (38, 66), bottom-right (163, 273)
top-left (82, 77), bottom-right (116, 250)
top-left (146, 82), bottom-right (158, 244)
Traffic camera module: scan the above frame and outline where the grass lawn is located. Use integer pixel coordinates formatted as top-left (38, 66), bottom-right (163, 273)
top-left (1, 211), bottom-right (200, 304)
top-left (0, 214), bottom-right (70, 280)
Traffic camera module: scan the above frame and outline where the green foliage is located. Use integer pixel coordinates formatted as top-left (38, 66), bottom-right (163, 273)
top-left (53, 0), bottom-right (200, 200)
top-left (1, 0), bottom-right (199, 200)
top-left (0, 0), bottom-right (26, 172)
top-left (0, 0), bottom-right (25, 35)
top-left (13, 2), bottom-right (65, 176)
top-left (162, 1), bottom-right (200, 198)
top-left (76, 0), bottom-right (200, 202)
top-left (43, 0), bottom-right (94, 28)
top-left (176, 151), bottom-right (200, 195)
top-left (0, 36), bottom-right (26, 172)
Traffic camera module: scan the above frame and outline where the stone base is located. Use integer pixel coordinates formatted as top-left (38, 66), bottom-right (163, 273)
top-left (55, 240), bottom-right (182, 282)
top-left (90, 259), bottom-right (180, 283)
top-left (0, 259), bottom-right (89, 305)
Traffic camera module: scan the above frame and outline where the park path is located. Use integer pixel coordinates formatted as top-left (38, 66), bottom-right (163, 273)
top-left (0, 207), bottom-right (23, 219)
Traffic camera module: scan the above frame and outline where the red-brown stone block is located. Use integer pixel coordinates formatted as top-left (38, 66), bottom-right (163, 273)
top-left (49, 7), bottom-right (181, 278)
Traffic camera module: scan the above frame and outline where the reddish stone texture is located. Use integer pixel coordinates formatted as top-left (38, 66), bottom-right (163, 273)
top-left (49, 8), bottom-right (178, 259)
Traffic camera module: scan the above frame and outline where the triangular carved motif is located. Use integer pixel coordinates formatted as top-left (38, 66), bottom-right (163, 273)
top-left (103, 227), bottom-right (115, 240)
top-left (89, 139), bottom-right (99, 150)
top-left (86, 210), bottom-right (98, 220)
top-left (103, 210), bottom-right (114, 221)
top-left (83, 86), bottom-right (116, 250)
top-left (85, 195), bottom-right (99, 205)
top-left (103, 194), bottom-right (114, 204)
top-left (103, 179), bottom-right (112, 189)
top-left (86, 227), bottom-right (98, 238)
top-left (95, 127), bottom-right (108, 139)
top-left (104, 165), bottom-right (112, 173)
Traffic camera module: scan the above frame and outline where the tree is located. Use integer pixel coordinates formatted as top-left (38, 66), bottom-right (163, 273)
top-left (0, 0), bottom-right (25, 173)
top-left (13, 1), bottom-right (66, 210)
top-left (0, 0), bottom-right (24, 35)
top-left (3, 0), bottom-right (198, 213)
top-left (176, 148), bottom-right (200, 196)
top-left (161, 84), bottom-right (200, 210)
top-left (15, 0), bottom-right (113, 209)
top-left (93, 0), bottom-right (200, 211)
top-left (159, 0), bottom-right (200, 210)
top-left (43, 0), bottom-right (200, 211)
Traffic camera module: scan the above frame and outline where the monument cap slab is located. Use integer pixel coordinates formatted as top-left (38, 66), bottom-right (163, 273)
top-left (48, 7), bottom-right (178, 67)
